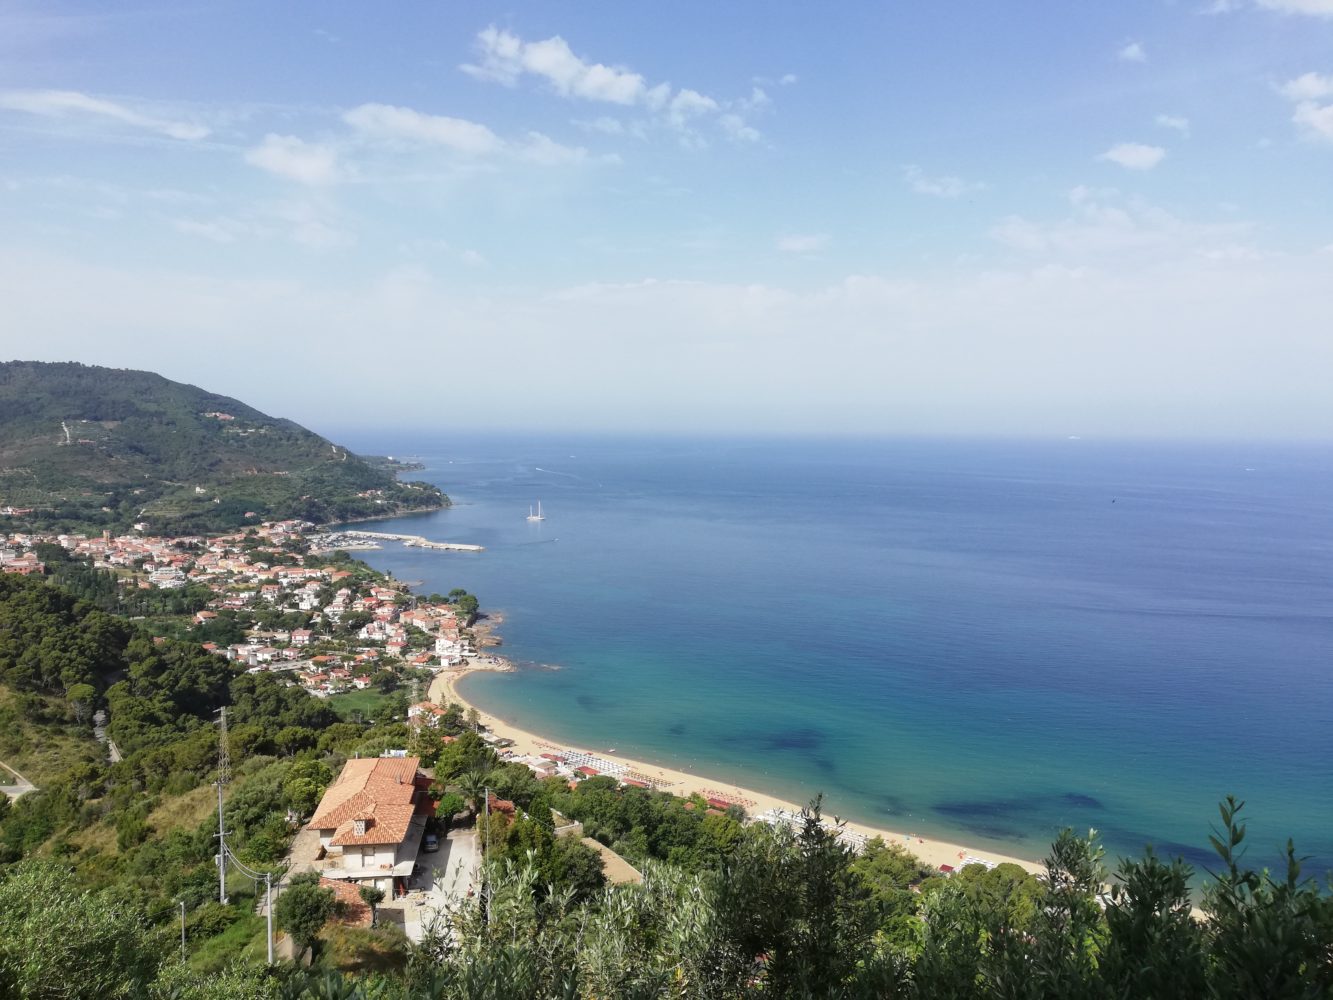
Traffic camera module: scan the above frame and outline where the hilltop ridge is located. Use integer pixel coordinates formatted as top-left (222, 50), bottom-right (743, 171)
top-left (0, 361), bottom-right (446, 534)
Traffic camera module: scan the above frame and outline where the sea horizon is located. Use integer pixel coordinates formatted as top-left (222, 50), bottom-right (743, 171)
top-left (329, 431), bottom-right (1333, 877)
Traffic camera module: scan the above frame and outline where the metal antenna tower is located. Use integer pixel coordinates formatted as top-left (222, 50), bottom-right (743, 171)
top-left (217, 706), bottom-right (231, 786)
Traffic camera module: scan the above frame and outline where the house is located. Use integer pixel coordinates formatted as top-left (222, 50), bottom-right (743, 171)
top-left (407, 701), bottom-right (447, 728)
top-left (525, 758), bottom-right (558, 779)
top-left (306, 756), bottom-right (433, 896)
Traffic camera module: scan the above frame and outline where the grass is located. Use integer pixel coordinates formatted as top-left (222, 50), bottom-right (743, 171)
top-left (0, 685), bottom-right (104, 785)
top-left (327, 688), bottom-right (391, 722)
top-left (147, 782), bottom-right (218, 835)
top-left (187, 912), bottom-right (269, 974)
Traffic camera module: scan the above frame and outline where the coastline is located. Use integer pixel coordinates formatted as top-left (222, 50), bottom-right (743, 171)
top-left (324, 503), bottom-right (449, 528)
top-left (427, 653), bottom-right (1045, 878)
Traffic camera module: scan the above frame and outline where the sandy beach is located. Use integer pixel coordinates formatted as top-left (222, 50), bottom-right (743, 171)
top-left (427, 658), bottom-right (1045, 877)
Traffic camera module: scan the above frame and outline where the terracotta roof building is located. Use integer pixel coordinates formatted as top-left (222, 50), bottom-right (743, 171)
top-left (307, 755), bottom-right (433, 895)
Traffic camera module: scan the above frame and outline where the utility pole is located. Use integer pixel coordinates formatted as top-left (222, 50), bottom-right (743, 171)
top-left (482, 785), bottom-right (491, 925)
top-left (264, 873), bottom-right (274, 965)
top-left (179, 900), bottom-right (186, 962)
top-left (215, 707), bottom-right (230, 904)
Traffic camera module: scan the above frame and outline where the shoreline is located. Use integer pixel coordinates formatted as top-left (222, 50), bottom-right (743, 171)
top-left (324, 503), bottom-right (449, 528)
top-left (427, 656), bottom-right (1046, 878)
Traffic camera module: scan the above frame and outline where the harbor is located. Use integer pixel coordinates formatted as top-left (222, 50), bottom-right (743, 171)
top-left (309, 529), bottom-right (484, 553)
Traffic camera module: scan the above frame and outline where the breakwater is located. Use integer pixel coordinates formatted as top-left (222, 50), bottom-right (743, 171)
top-left (311, 529), bottom-right (483, 553)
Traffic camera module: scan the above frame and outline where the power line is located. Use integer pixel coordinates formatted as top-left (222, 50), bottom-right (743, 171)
top-left (212, 705), bottom-right (277, 965)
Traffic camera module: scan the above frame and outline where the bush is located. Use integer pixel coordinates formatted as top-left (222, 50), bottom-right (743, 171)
top-left (187, 901), bottom-right (241, 942)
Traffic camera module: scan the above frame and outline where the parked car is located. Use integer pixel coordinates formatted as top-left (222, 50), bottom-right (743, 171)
top-left (423, 833), bottom-right (439, 852)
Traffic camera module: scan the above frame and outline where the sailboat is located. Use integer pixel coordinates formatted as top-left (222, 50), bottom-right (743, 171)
top-left (526, 501), bottom-right (546, 522)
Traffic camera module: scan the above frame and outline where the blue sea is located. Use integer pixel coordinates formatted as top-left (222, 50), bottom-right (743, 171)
top-left (328, 433), bottom-right (1333, 877)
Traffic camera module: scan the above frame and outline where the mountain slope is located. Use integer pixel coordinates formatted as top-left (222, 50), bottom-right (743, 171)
top-left (0, 361), bottom-right (445, 533)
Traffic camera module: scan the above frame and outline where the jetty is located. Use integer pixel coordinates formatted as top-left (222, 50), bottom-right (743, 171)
top-left (310, 530), bottom-right (484, 553)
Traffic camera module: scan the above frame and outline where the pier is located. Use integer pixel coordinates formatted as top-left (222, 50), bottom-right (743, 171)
top-left (311, 530), bottom-right (484, 553)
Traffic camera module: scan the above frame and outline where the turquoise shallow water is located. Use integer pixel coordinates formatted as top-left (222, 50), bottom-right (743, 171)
top-left (330, 434), bottom-right (1333, 875)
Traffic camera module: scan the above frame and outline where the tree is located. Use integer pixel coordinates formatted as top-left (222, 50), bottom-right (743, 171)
top-left (1100, 848), bottom-right (1206, 999)
top-left (275, 873), bottom-right (335, 960)
top-left (456, 769), bottom-right (489, 816)
top-left (357, 885), bottom-right (385, 928)
top-left (0, 858), bottom-right (159, 999)
top-left (543, 835), bottom-right (606, 903)
top-left (435, 792), bottom-right (465, 829)
top-left (1203, 796), bottom-right (1333, 999)
top-left (434, 730), bottom-right (495, 781)
top-left (66, 682), bottom-right (97, 723)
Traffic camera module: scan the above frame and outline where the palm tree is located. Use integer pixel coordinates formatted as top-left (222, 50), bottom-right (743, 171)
top-left (456, 769), bottom-right (488, 817)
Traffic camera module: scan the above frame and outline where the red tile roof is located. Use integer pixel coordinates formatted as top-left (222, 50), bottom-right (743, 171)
top-left (308, 757), bottom-right (423, 847)
top-left (320, 878), bottom-right (373, 927)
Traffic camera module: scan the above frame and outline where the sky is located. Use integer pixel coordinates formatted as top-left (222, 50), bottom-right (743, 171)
top-left (2, 0), bottom-right (1332, 440)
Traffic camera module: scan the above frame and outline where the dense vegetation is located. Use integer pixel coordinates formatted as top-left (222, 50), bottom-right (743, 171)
top-left (0, 361), bottom-right (447, 533)
top-left (0, 572), bottom-right (1329, 998)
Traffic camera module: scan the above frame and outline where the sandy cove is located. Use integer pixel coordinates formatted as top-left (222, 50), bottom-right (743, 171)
top-left (427, 659), bottom-right (1045, 877)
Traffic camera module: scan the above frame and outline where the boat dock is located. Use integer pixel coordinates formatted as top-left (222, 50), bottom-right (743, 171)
top-left (311, 530), bottom-right (484, 553)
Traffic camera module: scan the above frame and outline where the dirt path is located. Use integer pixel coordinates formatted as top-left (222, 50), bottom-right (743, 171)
top-left (0, 759), bottom-right (37, 798)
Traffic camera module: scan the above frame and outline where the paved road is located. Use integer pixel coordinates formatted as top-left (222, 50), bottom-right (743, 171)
top-left (0, 759), bottom-right (36, 799)
top-left (428, 827), bottom-right (479, 898)
top-left (382, 827), bottom-right (479, 943)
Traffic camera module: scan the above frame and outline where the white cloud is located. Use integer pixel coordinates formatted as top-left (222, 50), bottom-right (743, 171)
top-left (8, 238), bottom-right (1332, 440)
top-left (776, 233), bottom-right (830, 253)
top-left (737, 87), bottom-right (770, 112)
top-left (0, 88), bottom-right (208, 140)
top-left (1279, 72), bottom-right (1333, 101)
top-left (1277, 73), bottom-right (1333, 142)
top-left (172, 217), bottom-right (245, 243)
top-left (719, 113), bottom-right (761, 143)
top-left (462, 26), bottom-right (648, 105)
top-left (1292, 100), bottom-right (1333, 139)
top-left (903, 165), bottom-right (985, 198)
top-left (1099, 142), bottom-right (1167, 170)
top-left (1256, 0), bottom-right (1333, 15)
top-left (780, 73), bottom-right (798, 85)
top-left (343, 103), bottom-right (502, 154)
top-left (460, 26), bottom-right (759, 144)
top-left (519, 131), bottom-right (592, 166)
top-left (169, 200), bottom-right (351, 250)
top-left (575, 116), bottom-right (628, 136)
top-left (991, 187), bottom-right (1246, 258)
top-left (1118, 42), bottom-right (1148, 62)
top-left (244, 134), bottom-right (339, 184)
top-left (270, 200), bottom-right (354, 249)
top-left (1155, 114), bottom-right (1191, 134)
top-left (669, 88), bottom-right (719, 123)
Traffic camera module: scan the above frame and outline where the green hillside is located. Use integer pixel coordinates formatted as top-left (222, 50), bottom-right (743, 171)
top-left (0, 361), bottom-right (446, 534)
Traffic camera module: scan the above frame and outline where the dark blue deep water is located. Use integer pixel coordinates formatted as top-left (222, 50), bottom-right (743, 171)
top-left (329, 433), bottom-right (1333, 876)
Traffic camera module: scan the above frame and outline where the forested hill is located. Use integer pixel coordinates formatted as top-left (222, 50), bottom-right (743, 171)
top-left (0, 361), bottom-right (446, 533)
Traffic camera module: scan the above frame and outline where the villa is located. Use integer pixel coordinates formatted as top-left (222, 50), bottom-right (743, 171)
top-left (306, 755), bottom-right (434, 896)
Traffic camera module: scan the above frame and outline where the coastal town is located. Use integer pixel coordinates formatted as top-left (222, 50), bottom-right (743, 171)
top-left (0, 520), bottom-right (485, 700)
top-left (1, 519), bottom-right (973, 862)
top-left (0, 516), bottom-right (1014, 878)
